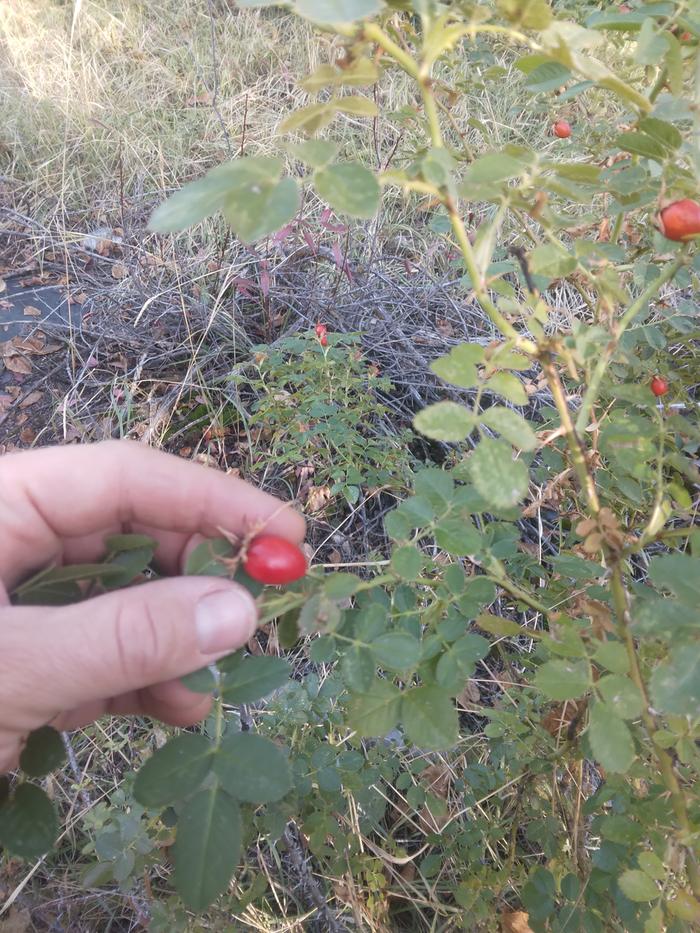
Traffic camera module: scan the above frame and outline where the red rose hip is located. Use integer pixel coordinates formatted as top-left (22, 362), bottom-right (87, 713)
top-left (650, 376), bottom-right (668, 397)
top-left (315, 323), bottom-right (327, 337)
top-left (553, 120), bottom-right (572, 139)
top-left (659, 199), bottom-right (700, 241)
top-left (243, 534), bottom-right (307, 585)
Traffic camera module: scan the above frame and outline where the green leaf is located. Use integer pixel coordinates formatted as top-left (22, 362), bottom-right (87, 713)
top-left (593, 641), bottom-right (629, 674)
top-left (133, 734), bottom-right (214, 808)
top-left (650, 648), bottom-right (700, 718)
top-left (222, 174), bottom-right (300, 243)
top-left (214, 733), bottom-right (292, 803)
top-left (615, 131), bottom-right (667, 163)
top-left (370, 631), bottom-right (422, 671)
top-left (535, 659), bottom-right (591, 700)
top-left (402, 686), bottom-right (458, 750)
top-left (313, 163), bottom-right (380, 218)
top-left (648, 554), bottom-right (700, 606)
top-left (597, 675), bottom-right (644, 720)
top-left (341, 645), bottom-right (375, 692)
top-left (391, 544), bottom-right (423, 581)
top-left (587, 701), bottom-right (636, 773)
top-left (220, 654), bottom-right (291, 704)
top-left (288, 139), bottom-right (338, 168)
top-left (434, 515), bottom-right (481, 555)
top-left (524, 60), bottom-right (571, 93)
top-left (413, 469), bottom-right (455, 512)
top-left (477, 613), bottom-right (527, 637)
top-left (104, 533), bottom-right (157, 553)
top-left (436, 634), bottom-right (490, 690)
top-left (347, 678), bottom-right (402, 737)
top-left (323, 573), bottom-right (362, 599)
top-left (280, 101), bottom-right (336, 135)
top-left (19, 727), bottom-right (66, 777)
top-left (528, 243), bottom-right (577, 279)
top-left (618, 869), bottom-right (660, 902)
top-left (172, 785), bottom-right (241, 911)
top-left (0, 784), bottom-right (58, 859)
top-left (466, 439), bottom-right (529, 510)
top-left (184, 538), bottom-right (235, 576)
top-left (180, 666), bottom-right (217, 693)
top-left (430, 344), bottom-right (484, 389)
top-left (149, 162), bottom-right (255, 232)
top-left (482, 372), bottom-right (528, 406)
top-left (413, 402), bottom-right (477, 442)
top-left (294, 0), bottom-right (383, 25)
top-left (480, 406), bottom-right (537, 450)
top-left (497, 0), bottom-right (552, 29)
top-left (638, 116), bottom-right (682, 151)
top-left (334, 96), bottom-right (379, 117)
top-left (634, 17), bottom-right (667, 65)
top-left (638, 851), bottom-right (665, 881)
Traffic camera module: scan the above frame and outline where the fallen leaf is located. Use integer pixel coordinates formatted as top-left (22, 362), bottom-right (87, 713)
top-left (0, 907), bottom-right (32, 933)
top-left (23, 305), bottom-right (42, 317)
top-left (3, 354), bottom-right (32, 375)
top-left (457, 680), bottom-right (481, 706)
top-left (501, 910), bottom-right (533, 933)
top-left (306, 485), bottom-right (331, 512)
top-left (111, 263), bottom-right (128, 280)
top-left (19, 390), bottom-right (43, 408)
top-left (19, 426), bottom-right (36, 444)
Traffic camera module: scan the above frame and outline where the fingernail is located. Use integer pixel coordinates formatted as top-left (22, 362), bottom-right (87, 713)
top-left (196, 587), bottom-right (257, 656)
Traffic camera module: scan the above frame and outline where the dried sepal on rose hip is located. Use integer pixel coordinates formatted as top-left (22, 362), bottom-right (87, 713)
top-left (242, 534), bottom-right (307, 585)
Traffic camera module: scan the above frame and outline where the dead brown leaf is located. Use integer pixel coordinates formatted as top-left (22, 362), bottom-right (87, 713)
top-left (457, 679), bottom-right (481, 706)
top-left (111, 263), bottom-right (129, 280)
top-left (23, 305), bottom-right (42, 317)
top-left (2, 353), bottom-right (32, 375)
top-left (19, 426), bottom-right (36, 444)
top-left (306, 485), bottom-right (331, 512)
top-left (0, 907), bottom-right (32, 933)
top-left (501, 910), bottom-right (533, 933)
top-left (19, 390), bottom-right (43, 408)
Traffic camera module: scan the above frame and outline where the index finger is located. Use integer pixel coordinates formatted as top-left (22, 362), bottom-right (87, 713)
top-left (0, 440), bottom-right (305, 587)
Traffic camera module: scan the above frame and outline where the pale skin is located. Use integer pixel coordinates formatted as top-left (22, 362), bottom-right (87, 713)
top-left (0, 441), bottom-right (305, 773)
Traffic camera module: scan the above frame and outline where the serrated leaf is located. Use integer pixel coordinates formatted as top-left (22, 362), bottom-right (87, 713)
top-left (220, 654), bottom-right (291, 704)
top-left (413, 469), bottom-right (455, 511)
top-left (528, 243), bottom-right (577, 279)
top-left (180, 666), bottom-right (217, 693)
top-left (370, 631), bottom-right (422, 671)
top-left (222, 174), bottom-right (299, 243)
top-left (648, 554), bottom-right (700, 606)
top-left (214, 733), bottom-right (291, 803)
top-left (588, 701), bottom-right (636, 773)
top-left (477, 613), bottom-right (529, 637)
top-left (434, 514), bottom-right (481, 555)
top-left (466, 438), bottom-right (529, 510)
top-left (313, 162), bottom-right (380, 217)
top-left (597, 675), bottom-right (644, 719)
top-left (593, 641), bottom-right (629, 674)
top-left (323, 572), bottom-right (362, 599)
top-left (414, 402), bottom-right (477, 442)
top-left (650, 648), bottom-right (700, 717)
top-left (535, 659), bottom-right (591, 700)
top-left (288, 139), bottom-right (338, 168)
top-left (347, 678), bottom-right (402, 736)
top-left (430, 344), bottom-right (484, 388)
top-left (0, 784), bottom-right (58, 858)
top-left (172, 786), bottom-right (241, 910)
top-left (480, 406), bottom-right (537, 450)
top-left (19, 727), bottom-right (66, 777)
top-left (391, 544), bottom-right (423, 580)
top-left (134, 734), bottom-right (214, 808)
top-left (524, 60), bottom-right (571, 93)
top-left (482, 372), bottom-right (528, 405)
top-left (341, 645), bottom-right (375, 692)
top-left (402, 686), bottom-right (458, 750)
top-left (638, 851), bottom-right (665, 881)
top-left (334, 96), bottom-right (379, 117)
top-left (618, 869), bottom-right (660, 902)
top-left (436, 634), bottom-right (490, 690)
top-left (280, 101), bottom-right (337, 135)
top-left (184, 538), bottom-right (235, 576)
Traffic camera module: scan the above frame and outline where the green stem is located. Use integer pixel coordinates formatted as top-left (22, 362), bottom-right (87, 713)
top-left (610, 565), bottom-right (700, 897)
top-left (575, 256), bottom-right (685, 433)
top-left (543, 357), bottom-right (601, 514)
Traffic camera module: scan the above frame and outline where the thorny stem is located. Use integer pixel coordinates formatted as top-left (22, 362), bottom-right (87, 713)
top-left (542, 357), bottom-right (601, 515)
top-left (610, 566), bottom-right (700, 898)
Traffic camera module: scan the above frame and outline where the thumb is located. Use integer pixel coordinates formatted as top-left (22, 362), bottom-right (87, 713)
top-left (1, 578), bottom-right (258, 716)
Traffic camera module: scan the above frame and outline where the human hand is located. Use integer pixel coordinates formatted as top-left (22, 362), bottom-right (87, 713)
top-left (0, 441), bottom-right (305, 772)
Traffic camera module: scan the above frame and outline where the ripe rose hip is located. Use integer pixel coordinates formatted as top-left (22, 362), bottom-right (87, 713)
top-left (243, 534), bottom-right (307, 585)
top-left (315, 323), bottom-right (327, 337)
top-left (659, 199), bottom-right (700, 241)
top-left (650, 376), bottom-right (668, 397)
top-left (319, 333), bottom-right (328, 347)
top-left (553, 120), bottom-right (572, 139)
